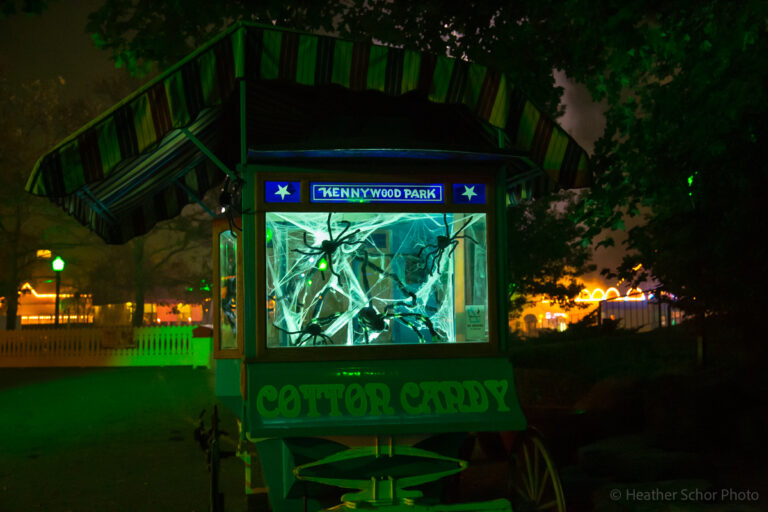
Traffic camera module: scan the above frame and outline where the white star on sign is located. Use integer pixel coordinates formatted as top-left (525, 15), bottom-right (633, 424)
top-left (275, 184), bottom-right (291, 200)
top-left (461, 185), bottom-right (478, 201)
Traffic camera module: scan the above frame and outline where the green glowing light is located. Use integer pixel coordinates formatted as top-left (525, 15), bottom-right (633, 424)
top-left (266, 227), bottom-right (273, 243)
top-left (334, 370), bottom-right (386, 377)
top-left (52, 256), bottom-right (65, 272)
top-left (336, 370), bottom-right (362, 377)
top-left (306, 279), bottom-right (312, 286)
top-left (318, 258), bottom-right (328, 271)
top-left (687, 175), bottom-right (694, 187)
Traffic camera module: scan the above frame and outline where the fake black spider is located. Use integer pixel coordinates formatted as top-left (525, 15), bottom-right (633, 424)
top-left (219, 176), bottom-right (249, 235)
top-left (293, 213), bottom-right (366, 279)
top-left (274, 311), bottom-right (342, 346)
top-left (415, 213), bottom-right (479, 276)
top-left (356, 302), bottom-right (440, 344)
top-left (273, 291), bottom-right (342, 346)
top-left (353, 251), bottom-right (440, 344)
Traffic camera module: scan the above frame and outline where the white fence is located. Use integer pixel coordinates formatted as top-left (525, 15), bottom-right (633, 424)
top-left (0, 326), bottom-right (211, 368)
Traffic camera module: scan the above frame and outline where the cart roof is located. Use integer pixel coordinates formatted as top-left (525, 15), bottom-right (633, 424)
top-left (26, 22), bottom-right (590, 244)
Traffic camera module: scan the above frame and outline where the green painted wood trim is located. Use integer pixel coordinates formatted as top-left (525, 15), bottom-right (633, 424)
top-left (180, 128), bottom-right (237, 179)
top-left (241, 164), bottom-right (257, 360)
top-left (240, 79), bottom-right (247, 166)
top-left (495, 168), bottom-right (510, 353)
top-left (234, 26), bottom-right (246, 79)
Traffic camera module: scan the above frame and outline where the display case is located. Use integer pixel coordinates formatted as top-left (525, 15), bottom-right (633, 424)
top-left (251, 168), bottom-right (504, 362)
top-left (213, 218), bottom-right (244, 358)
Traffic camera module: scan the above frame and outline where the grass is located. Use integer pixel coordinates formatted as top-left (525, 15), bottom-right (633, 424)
top-left (0, 366), bottom-right (247, 512)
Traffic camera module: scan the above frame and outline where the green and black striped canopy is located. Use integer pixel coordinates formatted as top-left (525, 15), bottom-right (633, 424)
top-left (27, 22), bottom-right (590, 244)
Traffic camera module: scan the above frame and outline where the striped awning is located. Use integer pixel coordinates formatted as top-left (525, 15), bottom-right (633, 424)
top-left (27, 22), bottom-right (590, 244)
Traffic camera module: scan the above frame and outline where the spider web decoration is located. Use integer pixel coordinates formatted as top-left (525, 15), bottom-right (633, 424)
top-left (265, 212), bottom-right (489, 347)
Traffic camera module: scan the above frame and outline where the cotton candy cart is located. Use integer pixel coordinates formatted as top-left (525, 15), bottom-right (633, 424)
top-left (26, 22), bottom-right (590, 512)
top-left (208, 158), bottom-right (566, 512)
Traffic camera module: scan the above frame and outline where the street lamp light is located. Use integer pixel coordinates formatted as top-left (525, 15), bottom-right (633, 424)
top-left (52, 256), bottom-right (65, 326)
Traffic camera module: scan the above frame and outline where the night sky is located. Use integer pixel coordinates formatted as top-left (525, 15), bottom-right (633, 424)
top-left (0, 0), bottom-right (122, 100)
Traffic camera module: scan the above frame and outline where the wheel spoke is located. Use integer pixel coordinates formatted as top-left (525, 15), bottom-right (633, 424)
top-left (516, 466), bottom-right (533, 499)
top-left (535, 467), bottom-right (551, 503)
top-left (512, 482), bottom-right (529, 499)
top-left (522, 444), bottom-right (535, 498)
top-left (533, 441), bottom-right (540, 495)
top-left (536, 499), bottom-right (558, 510)
top-left (509, 436), bottom-right (567, 512)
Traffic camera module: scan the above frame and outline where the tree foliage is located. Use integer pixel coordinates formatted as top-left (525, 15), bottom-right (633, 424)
top-left (86, 205), bottom-right (212, 326)
top-left (0, 78), bottom-right (103, 329)
top-left (0, 0), bottom-right (54, 19)
top-left (86, 1), bottom-right (344, 77)
top-left (85, 0), bottom-right (565, 116)
top-left (507, 192), bottom-right (595, 316)
top-left (557, 1), bottom-right (768, 333)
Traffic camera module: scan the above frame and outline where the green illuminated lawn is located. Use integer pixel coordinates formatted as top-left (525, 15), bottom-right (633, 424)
top-left (0, 367), bottom-right (245, 512)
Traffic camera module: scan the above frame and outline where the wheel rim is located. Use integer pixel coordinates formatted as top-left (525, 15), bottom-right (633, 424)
top-left (508, 433), bottom-right (566, 512)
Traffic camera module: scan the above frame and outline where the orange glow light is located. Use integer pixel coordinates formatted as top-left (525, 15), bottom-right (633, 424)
top-left (20, 282), bottom-right (92, 300)
top-left (575, 286), bottom-right (646, 303)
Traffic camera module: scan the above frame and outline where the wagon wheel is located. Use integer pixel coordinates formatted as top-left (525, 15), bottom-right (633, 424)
top-left (507, 430), bottom-right (566, 512)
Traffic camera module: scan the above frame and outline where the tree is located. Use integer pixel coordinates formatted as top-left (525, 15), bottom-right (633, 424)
top-left (85, 1), bottom-right (564, 116)
top-left (340, 1), bottom-right (767, 336)
top-left (0, 76), bottom-right (140, 329)
top-left (0, 79), bottom-right (92, 329)
top-left (549, 1), bottom-right (768, 339)
top-left (86, 1), bottom-right (347, 76)
top-left (507, 191), bottom-right (595, 317)
top-left (85, 203), bottom-right (212, 326)
top-left (0, 0), bottom-right (55, 19)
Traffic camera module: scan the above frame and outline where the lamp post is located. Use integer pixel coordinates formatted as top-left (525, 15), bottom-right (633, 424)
top-left (52, 256), bottom-right (65, 326)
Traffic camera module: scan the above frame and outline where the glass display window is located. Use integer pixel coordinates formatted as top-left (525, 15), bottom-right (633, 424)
top-left (213, 220), bottom-right (243, 358)
top-left (265, 211), bottom-right (489, 348)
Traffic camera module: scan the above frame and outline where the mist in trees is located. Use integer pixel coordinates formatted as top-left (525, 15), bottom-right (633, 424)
top-left (0, 75), bottom-right (213, 328)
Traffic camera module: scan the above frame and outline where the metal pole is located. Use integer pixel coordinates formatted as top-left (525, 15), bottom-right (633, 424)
top-left (597, 302), bottom-right (602, 327)
top-left (657, 294), bottom-right (662, 328)
top-left (55, 271), bottom-right (61, 327)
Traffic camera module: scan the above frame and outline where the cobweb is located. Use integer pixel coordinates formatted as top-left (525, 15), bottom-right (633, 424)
top-left (265, 212), bottom-right (486, 347)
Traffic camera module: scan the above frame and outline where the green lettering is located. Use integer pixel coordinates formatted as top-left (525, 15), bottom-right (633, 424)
top-left (345, 383), bottom-right (368, 416)
top-left (419, 382), bottom-right (445, 414)
top-left (279, 384), bottom-right (301, 417)
top-left (441, 381), bottom-right (464, 413)
top-left (256, 385), bottom-right (280, 419)
top-left (401, 382), bottom-right (427, 414)
top-left (462, 380), bottom-right (488, 413)
top-left (483, 379), bottom-right (510, 412)
top-left (364, 383), bottom-right (395, 416)
top-left (318, 384), bottom-right (344, 416)
top-left (299, 384), bottom-right (322, 417)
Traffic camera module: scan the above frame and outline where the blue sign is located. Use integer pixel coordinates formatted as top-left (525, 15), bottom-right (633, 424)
top-left (311, 183), bottom-right (444, 203)
top-left (265, 181), bottom-right (301, 203)
top-left (452, 184), bottom-right (486, 204)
